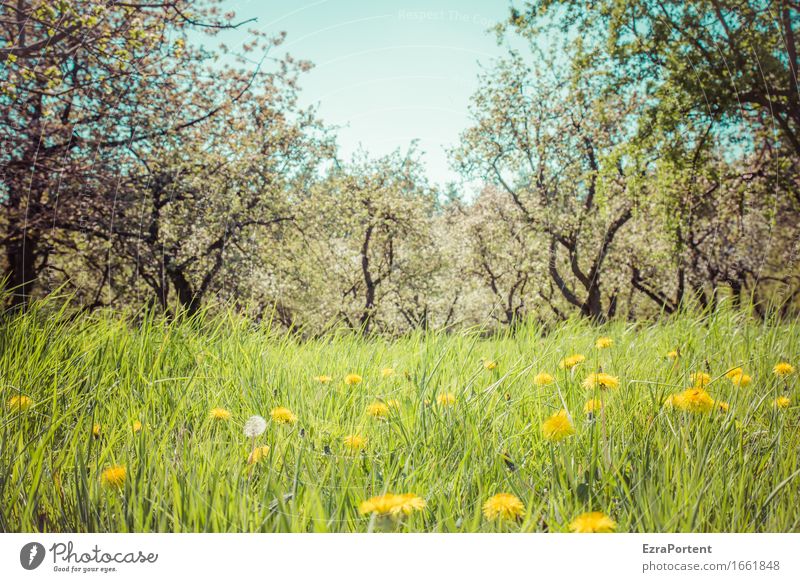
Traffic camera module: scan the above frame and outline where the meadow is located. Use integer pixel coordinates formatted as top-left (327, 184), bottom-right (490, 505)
top-left (1, 301), bottom-right (798, 533)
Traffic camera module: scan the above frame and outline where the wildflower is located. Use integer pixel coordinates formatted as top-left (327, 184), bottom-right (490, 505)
top-left (482, 493), bottom-right (525, 521)
top-left (100, 465), bottom-right (126, 488)
top-left (569, 511), bottom-right (616, 533)
top-left (132, 420), bottom-right (142, 433)
top-left (344, 434), bottom-right (367, 451)
top-left (484, 360), bottom-right (498, 371)
top-left (313, 375), bottom-right (332, 383)
top-left (533, 372), bottom-right (554, 386)
top-left (92, 423), bottom-right (102, 438)
top-left (715, 400), bottom-right (730, 413)
top-left (367, 402), bottom-right (390, 419)
top-left (270, 407), bottom-right (296, 425)
top-left (209, 408), bottom-right (231, 421)
top-left (690, 372), bottom-right (711, 387)
top-left (381, 368), bottom-right (394, 378)
top-left (584, 399), bottom-right (603, 414)
top-left (773, 396), bottom-right (790, 409)
top-left (725, 367), bottom-right (743, 379)
top-left (666, 350), bottom-right (679, 360)
top-left (675, 388), bottom-right (714, 414)
top-left (7, 395), bottom-right (33, 412)
top-left (359, 493), bottom-right (425, 517)
top-left (730, 373), bottom-right (751, 387)
top-left (773, 362), bottom-right (795, 377)
top-left (582, 373), bottom-right (619, 390)
top-left (243, 415), bottom-right (268, 438)
top-left (595, 337), bottom-right (613, 349)
top-left (248, 445), bottom-right (270, 464)
top-left (344, 374), bottom-right (363, 386)
top-left (541, 410), bottom-right (575, 442)
top-left (436, 392), bottom-right (456, 406)
top-left (559, 354), bottom-right (585, 369)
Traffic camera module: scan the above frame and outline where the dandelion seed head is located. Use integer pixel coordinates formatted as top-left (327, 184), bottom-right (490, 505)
top-left (243, 415), bottom-right (267, 438)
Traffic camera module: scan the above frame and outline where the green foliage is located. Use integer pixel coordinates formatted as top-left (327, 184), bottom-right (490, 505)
top-left (1, 299), bottom-right (798, 532)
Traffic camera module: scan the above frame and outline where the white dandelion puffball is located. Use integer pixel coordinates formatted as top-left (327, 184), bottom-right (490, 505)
top-left (243, 415), bottom-right (267, 438)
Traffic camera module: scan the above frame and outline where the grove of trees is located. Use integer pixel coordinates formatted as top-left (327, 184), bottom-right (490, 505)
top-left (2, 0), bottom-right (799, 332)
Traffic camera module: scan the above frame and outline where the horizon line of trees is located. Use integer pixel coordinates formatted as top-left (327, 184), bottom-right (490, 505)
top-left (2, 0), bottom-right (799, 333)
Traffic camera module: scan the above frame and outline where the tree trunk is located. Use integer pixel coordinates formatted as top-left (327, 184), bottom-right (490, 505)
top-left (4, 231), bottom-right (39, 309)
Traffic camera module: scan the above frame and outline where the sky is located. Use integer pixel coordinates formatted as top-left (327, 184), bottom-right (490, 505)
top-left (217, 0), bottom-right (516, 187)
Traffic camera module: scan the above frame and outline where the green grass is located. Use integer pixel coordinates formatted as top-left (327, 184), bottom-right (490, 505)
top-left (1, 301), bottom-right (798, 532)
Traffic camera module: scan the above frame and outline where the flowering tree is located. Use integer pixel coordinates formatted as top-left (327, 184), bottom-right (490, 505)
top-left (453, 56), bottom-right (646, 321)
top-left (0, 0), bottom-right (286, 307)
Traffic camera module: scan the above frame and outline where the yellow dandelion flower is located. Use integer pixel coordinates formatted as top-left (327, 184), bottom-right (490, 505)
top-left (247, 445), bottom-right (271, 464)
top-left (7, 395), bottom-right (33, 412)
top-left (270, 407), bottom-right (297, 425)
top-left (541, 410), bottom-right (575, 442)
top-left (436, 392), bottom-right (456, 406)
top-left (344, 373), bottom-right (363, 386)
top-left (381, 368), bottom-right (394, 378)
top-left (533, 372), bottom-right (554, 386)
top-left (582, 373), bottom-right (619, 390)
top-left (313, 375), bottom-right (332, 384)
top-left (209, 407), bottom-right (231, 421)
top-left (730, 373), bottom-right (751, 387)
top-left (132, 420), bottom-right (142, 433)
top-left (343, 434), bottom-right (367, 451)
top-left (482, 493), bottom-right (525, 521)
top-left (666, 350), bottom-right (679, 359)
top-left (100, 465), bottom-right (126, 488)
top-left (359, 493), bottom-right (425, 517)
top-left (559, 354), bottom-right (586, 369)
top-left (92, 423), bottom-right (102, 438)
top-left (676, 388), bottom-right (714, 414)
top-left (725, 367), bottom-right (743, 379)
top-left (773, 362), bottom-right (795, 377)
top-left (690, 372), bottom-right (711, 387)
top-left (773, 396), bottom-right (790, 409)
top-left (715, 400), bottom-right (730, 413)
top-left (569, 511), bottom-right (616, 533)
top-left (484, 360), bottom-right (498, 370)
top-left (595, 337), bottom-right (613, 349)
top-left (367, 402), bottom-right (390, 419)
top-left (584, 398), bottom-right (603, 414)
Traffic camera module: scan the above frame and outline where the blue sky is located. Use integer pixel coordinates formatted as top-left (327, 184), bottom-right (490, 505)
top-left (218, 0), bottom-right (516, 186)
